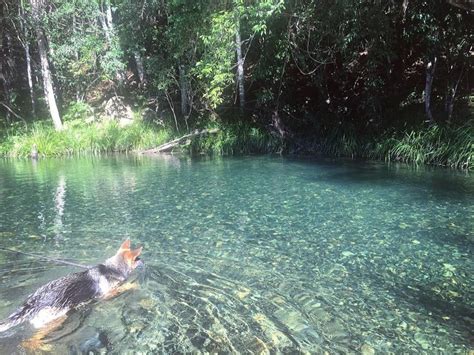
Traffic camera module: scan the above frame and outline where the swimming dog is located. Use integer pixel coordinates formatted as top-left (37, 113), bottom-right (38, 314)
top-left (0, 239), bottom-right (142, 341)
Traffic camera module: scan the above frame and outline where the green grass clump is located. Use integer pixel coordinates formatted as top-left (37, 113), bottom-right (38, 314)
top-left (0, 120), bottom-right (171, 157)
top-left (190, 122), bottom-right (282, 155)
top-left (370, 122), bottom-right (473, 169)
top-left (318, 121), bottom-right (473, 169)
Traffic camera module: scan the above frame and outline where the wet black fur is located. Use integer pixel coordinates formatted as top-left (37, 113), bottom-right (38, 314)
top-left (1, 263), bottom-right (130, 331)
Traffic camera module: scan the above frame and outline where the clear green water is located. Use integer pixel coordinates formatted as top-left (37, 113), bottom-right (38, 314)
top-left (0, 155), bottom-right (472, 354)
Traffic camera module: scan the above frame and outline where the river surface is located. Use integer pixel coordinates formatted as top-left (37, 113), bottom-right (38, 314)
top-left (0, 155), bottom-right (472, 354)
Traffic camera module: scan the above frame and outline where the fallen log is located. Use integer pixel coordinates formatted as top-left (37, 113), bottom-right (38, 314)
top-left (140, 128), bottom-right (220, 154)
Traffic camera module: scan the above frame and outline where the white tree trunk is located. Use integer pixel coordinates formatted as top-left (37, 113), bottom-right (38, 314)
top-left (104, 0), bottom-right (114, 31)
top-left (134, 51), bottom-right (145, 84)
top-left (25, 41), bottom-right (36, 117)
top-left (30, 0), bottom-right (63, 130)
top-left (99, 13), bottom-right (111, 43)
top-left (20, 4), bottom-right (36, 117)
top-left (424, 56), bottom-right (437, 124)
top-left (99, 0), bottom-right (124, 83)
top-left (235, 19), bottom-right (245, 111)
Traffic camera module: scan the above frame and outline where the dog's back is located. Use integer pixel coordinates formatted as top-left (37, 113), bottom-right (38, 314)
top-left (0, 240), bottom-right (142, 332)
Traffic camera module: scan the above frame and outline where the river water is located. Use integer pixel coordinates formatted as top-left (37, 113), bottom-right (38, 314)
top-left (0, 155), bottom-right (472, 354)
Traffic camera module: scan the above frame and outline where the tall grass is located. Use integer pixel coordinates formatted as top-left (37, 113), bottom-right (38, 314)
top-left (0, 120), bottom-right (171, 157)
top-left (370, 123), bottom-right (473, 169)
top-left (190, 123), bottom-right (282, 155)
top-left (318, 121), bottom-right (473, 169)
top-left (1, 116), bottom-right (471, 170)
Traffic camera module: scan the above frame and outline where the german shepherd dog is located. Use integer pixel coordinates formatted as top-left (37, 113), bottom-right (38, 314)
top-left (0, 239), bottom-right (142, 349)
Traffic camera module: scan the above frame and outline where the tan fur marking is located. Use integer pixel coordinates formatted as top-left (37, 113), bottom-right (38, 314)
top-left (122, 247), bottom-right (142, 267)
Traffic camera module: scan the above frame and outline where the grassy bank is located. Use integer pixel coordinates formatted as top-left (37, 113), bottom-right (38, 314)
top-left (0, 119), bottom-right (280, 157)
top-left (0, 118), bottom-right (472, 169)
top-left (369, 123), bottom-right (473, 169)
top-left (0, 120), bottom-right (172, 156)
top-left (318, 121), bottom-right (473, 170)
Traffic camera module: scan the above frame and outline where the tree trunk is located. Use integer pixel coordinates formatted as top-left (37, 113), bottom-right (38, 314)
top-left (424, 56), bottom-right (437, 124)
top-left (179, 65), bottom-right (188, 116)
top-left (25, 39), bottom-right (36, 117)
top-left (235, 18), bottom-right (245, 112)
top-left (99, 12), bottom-right (111, 43)
top-left (99, 0), bottom-right (114, 41)
top-left (0, 28), bottom-right (12, 122)
top-left (73, 15), bottom-right (81, 100)
top-left (134, 51), bottom-right (145, 85)
top-left (104, 0), bottom-right (114, 31)
top-left (19, 2), bottom-right (35, 116)
top-left (445, 66), bottom-right (464, 121)
top-left (99, 0), bottom-right (124, 83)
top-left (30, 0), bottom-right (63, 130)
top-left (401, 0), bottom-right (409, 20)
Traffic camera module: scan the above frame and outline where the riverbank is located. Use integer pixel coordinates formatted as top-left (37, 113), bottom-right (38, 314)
top-left (0, 119), bottom-right (472, 170)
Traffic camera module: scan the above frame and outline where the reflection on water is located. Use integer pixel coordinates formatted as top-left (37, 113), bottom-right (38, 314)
top-left (0, 156), bottom-right (472, 353)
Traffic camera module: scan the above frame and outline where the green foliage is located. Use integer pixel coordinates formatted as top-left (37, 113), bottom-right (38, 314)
top-left (195, 10), bottom-right (236, 108)
top-left (63, 101), bottom-right (94, 122)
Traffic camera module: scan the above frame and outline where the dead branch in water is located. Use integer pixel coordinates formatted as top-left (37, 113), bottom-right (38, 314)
top-left (140, 128), bottom-right (220, 154)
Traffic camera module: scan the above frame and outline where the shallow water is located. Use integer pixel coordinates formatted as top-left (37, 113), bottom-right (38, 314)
top-left (0, 155), bottom-right (472, 354)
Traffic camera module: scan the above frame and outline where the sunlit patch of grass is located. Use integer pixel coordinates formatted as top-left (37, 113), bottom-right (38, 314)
top-left (0, 120), bottom-right (171, 157)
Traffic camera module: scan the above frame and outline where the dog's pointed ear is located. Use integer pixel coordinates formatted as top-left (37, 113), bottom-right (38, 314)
top-left (119, 239), bottom-right (131, 251)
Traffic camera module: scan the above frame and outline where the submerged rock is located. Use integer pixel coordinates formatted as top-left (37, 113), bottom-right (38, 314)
top-left (361, 343), bottom-right (375, 355)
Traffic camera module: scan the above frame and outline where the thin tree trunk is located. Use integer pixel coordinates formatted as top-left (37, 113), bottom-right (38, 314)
top-left (25, 40), bottom-right (36, 117)
top-left (165, 90), bottom-right (179, 133)
top-left (179, 64), bottom-right (188, 116)
top-left (0, 29), bottom-right (12, 123)
top-left (424, 56), bottom-right (437, 124)
top-left (134, 51), bottom-right (145, 85)
top-left (235, 18), bottom-right (245, 112)
top-left (446, 65), bottom-right (464, 121)
top-left (20, 4), bottom-right (36, 117)
top-left (99, 0), bottom-right (113, 42)
top-left (73, 15), bottom-right (81, 100)
top-left (30, 0), bottom-right (63, 130)
top-left (99, 12), bottom-right (111, 43)
top-left (104, 0), bottom-right (114, 31)
top-left (99, 0), bottom-right (124, 83)
top-left (402, 0), bottom-right (409, 20)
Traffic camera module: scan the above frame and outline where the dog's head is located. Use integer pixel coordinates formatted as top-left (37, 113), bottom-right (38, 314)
top-left (116, 239), bottom-right (143, 270)
top-left (105, 239), bottom-right (143, 279)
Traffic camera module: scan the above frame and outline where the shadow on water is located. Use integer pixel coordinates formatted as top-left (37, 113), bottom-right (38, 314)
top-left (302, 159), bottom-right (473, 202)
top-left (349, 264), bottom-right (474, 346)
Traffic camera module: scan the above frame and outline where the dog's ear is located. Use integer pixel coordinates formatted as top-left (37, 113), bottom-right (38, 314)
top-left (119, 239), bottom-right (131, 251)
